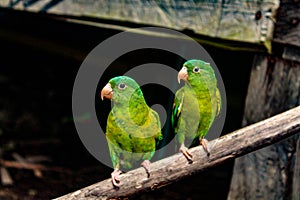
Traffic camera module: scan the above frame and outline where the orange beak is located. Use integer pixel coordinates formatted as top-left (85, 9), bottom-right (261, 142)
top-left (101, 83), bottom-right (113, 100)
top-left (177, 66), bottom-right (188, 84)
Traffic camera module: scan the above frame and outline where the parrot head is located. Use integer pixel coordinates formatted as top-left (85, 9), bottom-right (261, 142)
top-left (177, 59), bottom-right (216, 87)
top-left (101, 76), bottom-right (144, 105)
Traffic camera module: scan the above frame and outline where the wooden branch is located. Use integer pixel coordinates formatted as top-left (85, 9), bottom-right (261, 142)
top-left (1, 167), bottom-right (13, 186)
top-left (12, 152), bottom-right (43, 178)
top-left (54, 106), bottom-right (300, 200)
top-left (0, 159), bottom-right (71, 174)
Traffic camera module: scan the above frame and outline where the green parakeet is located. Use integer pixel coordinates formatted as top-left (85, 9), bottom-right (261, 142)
top-left (172, 59), bottom-right (221, 162)
top-left (101, 76), bottom-right (162, 187)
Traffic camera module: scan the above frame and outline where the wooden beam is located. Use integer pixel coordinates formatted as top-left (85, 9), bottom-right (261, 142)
top-left (0, 0), bottom-right (279, 50)
top-left (54, 106), bottom-right (300, 200)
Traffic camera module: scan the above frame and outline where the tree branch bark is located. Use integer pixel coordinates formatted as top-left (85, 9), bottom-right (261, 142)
top-left (54, 106), bottom-right (300, 200)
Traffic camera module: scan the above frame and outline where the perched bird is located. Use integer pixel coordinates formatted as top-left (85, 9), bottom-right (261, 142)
top-left (172, 59), bottom-right (221, 162)
top-left (101, 76), bottom-right (162, 187)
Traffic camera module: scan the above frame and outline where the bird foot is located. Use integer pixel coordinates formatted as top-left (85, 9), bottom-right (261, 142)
top-left (200, 138), bottom-right (210, 156)
top-left (180, 145), bottom-right (193, 163)
top-left (111, 169), bottom-right (122, 188)
top-left (141, 160), bottom-right (151, 178)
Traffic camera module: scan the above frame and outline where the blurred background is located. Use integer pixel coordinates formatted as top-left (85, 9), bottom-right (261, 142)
top-left (0, 1), bottom-right (299, 200)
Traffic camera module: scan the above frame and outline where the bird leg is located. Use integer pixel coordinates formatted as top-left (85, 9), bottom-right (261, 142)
top-left (200, 138), bottom-right (210, 156)
top-left (111, 168), bottom-right (122, 187)
top-left (179, 143), bottom-right (193, 163)
top-left (141, 160), bottom-right (151, 178)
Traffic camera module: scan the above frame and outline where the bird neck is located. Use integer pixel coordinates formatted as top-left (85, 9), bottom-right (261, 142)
top-left (113, 90), bottom-right (150, 126)
top-left (184, 82), bottom-right (213, 98)
top-left (130, 92), bottom-right (149, 125)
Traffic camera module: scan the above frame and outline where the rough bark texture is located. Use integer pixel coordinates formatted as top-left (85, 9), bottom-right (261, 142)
top-left (228, 55), bottom-right (300, 200)
top-left (273, 0), bottom-right (300, 48)
top-left (54, 106), bottom-right (300, 200)
top-left (293, 138), bottom-right (300, 200)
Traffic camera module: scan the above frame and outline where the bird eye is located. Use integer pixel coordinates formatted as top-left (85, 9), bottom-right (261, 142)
top-left (118, 83), bottom-right (127, 90)
top-left (193, 67), bottom-right (200, 73)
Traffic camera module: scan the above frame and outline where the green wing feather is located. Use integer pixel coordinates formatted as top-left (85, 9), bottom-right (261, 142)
top-left (216, 88), bottom-right (222, 116)
top-left (171, 88), bottom-right (184, 129)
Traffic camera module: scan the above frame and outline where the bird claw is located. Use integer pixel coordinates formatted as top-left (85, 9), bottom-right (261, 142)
top-left (111, 169), bottom-right (122, 188)
top-left (200, 138), bottom-right (210, 156)
top-left (180, 145), bottom-right (193, 163)
top-left (141, 160), bottom-right (151, 178)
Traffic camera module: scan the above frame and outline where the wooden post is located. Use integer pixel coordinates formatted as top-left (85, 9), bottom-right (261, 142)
top-left (54, 106), bottom-right (300, 200)
top-left (228, 55), bottom-right (300, 199)
top-left (228, 0), bottom-right (300, 198)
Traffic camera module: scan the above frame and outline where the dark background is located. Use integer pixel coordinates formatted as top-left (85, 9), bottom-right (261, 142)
top-left (0, 8), bottom-right (255, 199)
